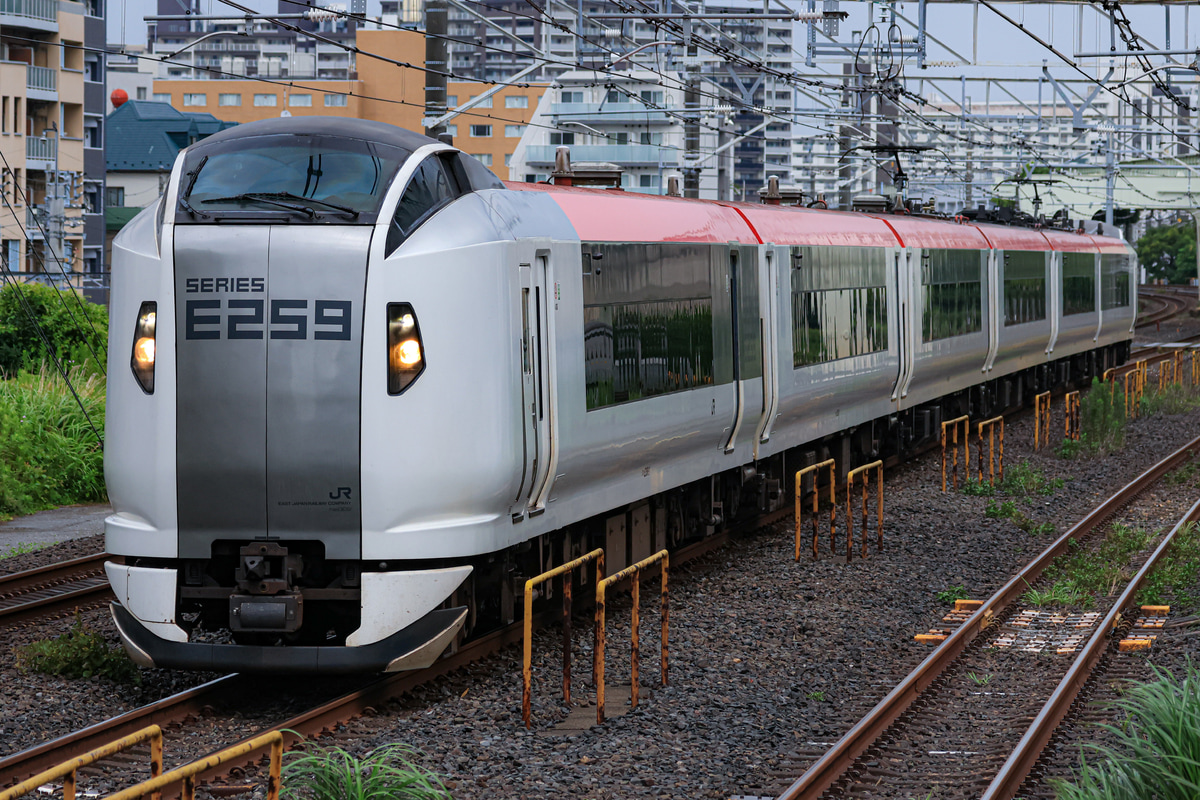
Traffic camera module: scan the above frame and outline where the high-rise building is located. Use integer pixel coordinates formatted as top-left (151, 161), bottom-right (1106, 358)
top-left (1, 0), bottom-right (107, 300)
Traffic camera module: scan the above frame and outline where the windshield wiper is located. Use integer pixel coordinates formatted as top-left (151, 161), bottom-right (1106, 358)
top-left (200, 193), bottom-right (316, 219)
top-left (247, 192), bottom-right (360, 219)
top-left (179, 156), bottom-right (210, 219)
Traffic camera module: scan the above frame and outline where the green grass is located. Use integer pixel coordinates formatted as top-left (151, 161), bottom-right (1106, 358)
top-left (1023, 582), bottom-right (1087, 607)
top-left (0, 365), bottom-right (106, 520)
top-left (15, 616), bottom-right (140, 683)
top-left (967, 672), bottom-right (992, 686)
top-left (1139, 382), bottom-right (1200, 417)
top-left (936, 584), bottom-right (970, 604)
top-left (806, 691), bottom-right (826, 702)
top-left (1060, 378), bottom-right (1126, 459)
top-left (282, 740), bottom-right (452, 800)
top-left (1166, 461), bottom-right (1200, 486)
top-left (1001, 462), bottom-right (1063, 496)
top-left (984, 498), bottom-right (1056, 537)
top-left (1137, 521), bottom-right (1200, 611)
top-left (1029, 524), bottom-right (1156, 609)
top-left (0, 542), bottom-right (45, 559)
top-left (1051, 662), bottom-right (1200, 800)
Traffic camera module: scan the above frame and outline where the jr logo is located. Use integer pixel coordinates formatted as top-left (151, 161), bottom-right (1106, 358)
top-left (329, 487), bottom-right (352, 500)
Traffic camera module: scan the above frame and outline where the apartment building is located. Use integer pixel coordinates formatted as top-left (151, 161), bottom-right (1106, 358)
top-left (1, 0), bottom-right (107, 296)
top-left (147, 29), bottom-right (547, 177)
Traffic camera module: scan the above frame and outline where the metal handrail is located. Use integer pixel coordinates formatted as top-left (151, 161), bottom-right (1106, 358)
top-left (0, 725), bottom-right (164, 800)
top-left (26, 65), bottom-right (56, 91)
top-left (795, 458), bottom-right (836, 561)
top-left (595, 549), bottom-right (668, 723)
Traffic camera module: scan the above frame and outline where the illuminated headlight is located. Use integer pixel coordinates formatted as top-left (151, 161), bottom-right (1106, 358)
top-left (387, 303), bottom-right (425, 394)
top-left (130, 302), bottom-right (157, 394)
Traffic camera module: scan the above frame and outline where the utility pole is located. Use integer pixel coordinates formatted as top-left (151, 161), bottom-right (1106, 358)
top-left (423, 0), bottom-right (448, 139)
top-left (683, 36), bottom-right (700, 199)
top-left (1104, 129), bottom-right (1115, 227)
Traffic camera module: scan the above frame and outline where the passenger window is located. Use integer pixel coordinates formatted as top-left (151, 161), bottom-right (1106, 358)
top-left (386, 155), bottom-right (459, 255)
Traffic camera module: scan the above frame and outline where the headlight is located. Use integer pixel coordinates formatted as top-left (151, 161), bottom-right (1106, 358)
top-left (130, 302), bottom-right (157, 394)
top-left (387, 303), bottom-right (425, 394)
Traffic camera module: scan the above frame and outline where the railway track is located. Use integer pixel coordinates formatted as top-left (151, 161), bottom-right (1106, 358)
top-left (768, 434), bottom-right (1200, 800)
top-left (0, 554), bottom-right (114, 628)
top-left (1136, 286), bottom-right (1193, 330)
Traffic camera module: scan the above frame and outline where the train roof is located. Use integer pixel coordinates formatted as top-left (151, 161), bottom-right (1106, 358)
top-left (506, 181), bottom-right (1129, 252)
top-left (193, 116), bottom-right (439, 152)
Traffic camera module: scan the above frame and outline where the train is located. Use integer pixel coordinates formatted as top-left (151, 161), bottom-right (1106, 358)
top-left (104, 117), bottom-right (1136, 673)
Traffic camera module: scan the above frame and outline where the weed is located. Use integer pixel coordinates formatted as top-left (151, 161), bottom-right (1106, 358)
top-left (15, 616), bottom-right (139, 683)
top-left (282, 739), bottom-right (451, 800)
top-left (1138, 521), bottom-right (1200, 611)
top-left (985, 499), bottom-right (1019, 519)
top-left (1038, 525), bottom-right (1155, 607)
top-left (936, 585), bottom-right (970, 604)
top-left (1073, 378), bottom-right (1127, 456)
top-left (1026, 522), bottom-right (1056, 536)
top-left (1167, 461), bottom-right (1200, 486)
top-left (1056, 437), bottom-right (1082, 460)
top-left (1001, 462), bottom-right (1062, 497)
top-left (960, 478), bottom-right (996, 497)
top-left (806, 691), bottom-right (826, 702)
top-left (1140, 382), bottom-right (1200, 417)
top-left (967, 672), bottom-right (992, 687)
top-left (0, 542), bottom-right (45, 559)
top-left (0, 365), bottom-right (106, 519)
top-left (1051, 662), bottom-right (1200, 800)
top-left (1022, 582), bottom-right (1086, 607)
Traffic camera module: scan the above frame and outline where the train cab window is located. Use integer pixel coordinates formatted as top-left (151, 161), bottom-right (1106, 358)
top-left (1062, 253), bottom-right (1096, 316)
top-left (385, 154), bottom-right (461, 255)
top-left (921, 249), bottom-right (984, 342)
top-left (1002, 251), bottom-right (1047, 326)
top-left (1101, 254), bottom-right (1132, 309)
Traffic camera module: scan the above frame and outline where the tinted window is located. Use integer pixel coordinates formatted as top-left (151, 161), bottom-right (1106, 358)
top-left (385, 155), bottom-right (460, 255)
top-left (1003, 251), bottom-right (1046, 326)
top-left (1101, 253), bottom-right (1131, 309)
top-left (1062, 253), bottom-right (1096, 316)
top-left (921, 249), bottom-right (984, 342)
top-left (180, 133), bottom-right (407, 223)
top-left (791, 246), bottom-right (888, 367)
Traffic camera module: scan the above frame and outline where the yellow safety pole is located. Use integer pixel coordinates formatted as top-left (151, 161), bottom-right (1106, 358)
top-left (794, 459), bottom-right (835, 561)
top-left (595, 550), bottom-right (668, 723)
top-left (105, 731), bottom-right (283, 800)
top-left (0, 726), bottom-right (164, 800)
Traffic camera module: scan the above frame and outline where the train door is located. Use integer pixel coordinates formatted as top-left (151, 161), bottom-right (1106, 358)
top-left (513, 251), bottom-right (559, 519)
top-left (722, 245), bottom-right (764, 454)
top-left (1046, 251), bottom-right (1061, 354)
top-left (984, 249), bottom-right (1001, 372)
top-left (753, 246), bottom-right (780, 458)
top-left (891, 248), bottom-right (917, 401)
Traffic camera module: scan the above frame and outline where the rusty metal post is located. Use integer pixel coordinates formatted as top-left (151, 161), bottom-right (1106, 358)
top-left (1065, 391), bottom-right (1080, 441)
top-left (150, 731), bottom-right (163, 800)
top-left (182, 776), bottom-right (196, 800)
top-left (630, 571), bottom-right (640, 710)
top-left (1034, 392), bottom-right (1051, 450)
top-left (975, 417), bottom-right (1004, 485)
top-left (595, 550), bottom-right (669, 724)
top-left (0, 726), bottom-right (166, 800)
top-left (846, 461), bottom-right (884, 559)
top-left (522, 548), bottom-right (604, 729)
top-left (941, 416), bottom-right (969, 491)
top-left (63, 773), bottom-right (75, 800)
top-left (794, 459), bottom-right (835, 561)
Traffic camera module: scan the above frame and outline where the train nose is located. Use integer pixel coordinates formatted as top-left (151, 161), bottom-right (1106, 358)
top-left (173, 226), bottom-right (369, 560)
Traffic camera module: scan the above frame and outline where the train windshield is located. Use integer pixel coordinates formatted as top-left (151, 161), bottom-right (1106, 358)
top-left (177, 134), bottom-right (409, 223)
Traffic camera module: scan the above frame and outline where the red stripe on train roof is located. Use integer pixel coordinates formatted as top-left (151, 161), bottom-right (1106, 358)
top-left (1040, 229), bottom-right (1100, 252)
top-left (714, 201), bottom-right (901, 248)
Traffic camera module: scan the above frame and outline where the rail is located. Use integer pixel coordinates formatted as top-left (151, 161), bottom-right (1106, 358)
top-left (794, 459), bottom-right (836, 561)
top-left (522, 548), bottom-right (605, 728)
top-left (0, 725), bottom-right (163, 800)
top-left (940, 415), bottom-right (969, 491)
top-left (976, 416), bottom-right (1005, 486)
top-left (845, 461), bottom-right (883, 561)
top-left (594, 549), bottom-right (668, 723)
top-left (981, 496), bottom-right (1200, 799)
top-left (775, 433), bottom-right (1200, 800)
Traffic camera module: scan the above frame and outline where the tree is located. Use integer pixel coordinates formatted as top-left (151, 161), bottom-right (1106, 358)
top-left (0, 283), bottom-right (108, 377)
top-left (1136, 221), bottom-right (1197, 285)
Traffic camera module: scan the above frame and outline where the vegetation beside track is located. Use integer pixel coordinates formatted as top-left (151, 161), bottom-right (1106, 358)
top-left (1053, 662), bottom-right (1200, 800)
top-left (15, 615), bottom-right (139, 684)
top-left (0, 283), bottom-right (108, 520)
top-left (282, 740), bottom-right (452, 800)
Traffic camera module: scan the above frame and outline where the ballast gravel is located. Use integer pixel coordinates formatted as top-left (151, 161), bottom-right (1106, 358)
top-left (1, 391), bottom-right (1198, 799)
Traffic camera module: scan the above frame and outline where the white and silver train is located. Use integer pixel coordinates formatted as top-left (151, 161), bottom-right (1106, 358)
top-left (105, 118), bottom-right (1136, 672)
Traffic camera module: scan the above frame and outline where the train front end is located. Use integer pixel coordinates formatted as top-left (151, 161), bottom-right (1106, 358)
top-left (104, 118), bottom-right (502, 672)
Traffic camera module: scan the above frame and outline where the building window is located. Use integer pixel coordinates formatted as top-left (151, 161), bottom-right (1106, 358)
top-left (136, 87), bottom-right (147, 100)
top-left (324, 94), bottom-right (347, 107)
top-left (470, 124), bottom-right (491, 137)
top-left (219, 93), bottom-right (242, 106)
top-left (505, 125), bottom-right (525, 138)
top-left (614, 132), bottom-right (629, 144)
top-left (638, 174), bottom-right (658, 188)
top-left (505, 95), bottom-right (528, 109)
top-left (504, 154), bottom-right (512, 167)
top-left (549, 132), bottom-right (575, 145)
top-left (254, 94), bottom-right (278, 107)
top-left (183, 93), bottom-right (207, 106)
top-left (446, 95), bottom-right (457, 107)
top-left (639, 132), bottom-right (662, 146)
top-left (106, 186), bottom-right (125, 206)
top-left (473, 153), bottom-right (493, 166)
top-left (469, 95), bottom-right (493, 108)
top-left (289, 94), bottom-right (312, 107)
top-left (153, 93), bottom-right (172, 103)
top-left (561, 90), bottom-right (583, 103)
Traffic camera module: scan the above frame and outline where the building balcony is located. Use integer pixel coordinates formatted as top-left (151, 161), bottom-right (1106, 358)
top-left (25, 64), bottom-right (57, 101)
top-left (550, 102), bottom-right (673, 126)
top-left (25, 136), bottom-right (56, 171)
top-left (0, 0), bottom-right (57, 31)
top-left (523, 144), bottom-right (677, 167)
